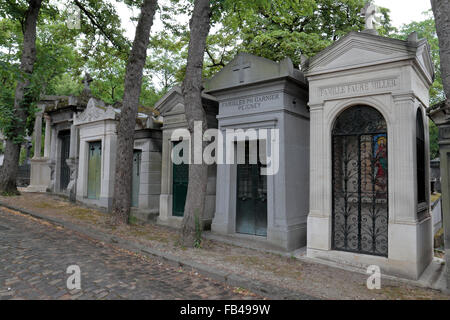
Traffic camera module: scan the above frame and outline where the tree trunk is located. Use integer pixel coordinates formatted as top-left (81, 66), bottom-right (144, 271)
top-left (431, 0), bottom-right (450, 105)
top-left (431, 0), bottom-right (450, 291)
top-left (111, 0), bottom-right (158, 224)
top-left (180, 0), bottom-right (212, 247)
top-left (0, 0), bottom-right (42, 195)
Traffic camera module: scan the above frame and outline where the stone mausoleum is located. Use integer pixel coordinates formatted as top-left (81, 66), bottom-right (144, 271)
top-left (205, 53), bottom-right (310, 251)
top-left (24, 15), bottom-right (435, 280)
top-left (26, 82), bottom-right (162, 222)
top-left (154, 86), bottom-right (218, 229)
top-left (304, 30), bottom-right (434, 279)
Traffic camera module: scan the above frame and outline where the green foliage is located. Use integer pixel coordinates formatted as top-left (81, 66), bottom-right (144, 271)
top-left (73, 0), bottom-right (131, 57)
top-left (393, 10), bottom-right (443, 105)
top-left (128, 215), bottom-right (138, 225)
top-left (157, 0), bottom-right (394, 82)
top-left (19, 145), bottom-right (27, 165)
top-left (0, 4), bottom-right (78, 144)
top-left (227, 0), bottom-right (365, 66)
top-left (148, 32), bottom-right (187, 90)
top-left (0, 0), bottom-right (165, 149)
top-left (376, 6), bottom-right (397, 37)
top-left (429, 120), bottom-right (439, 159)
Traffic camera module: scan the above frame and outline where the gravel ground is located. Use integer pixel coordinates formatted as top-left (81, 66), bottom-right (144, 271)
top-left (1, 192), bottom-right (449, 300)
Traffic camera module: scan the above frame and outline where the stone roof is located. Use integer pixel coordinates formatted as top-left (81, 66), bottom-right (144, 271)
top-left (73, 97), bottom-right (161, 130)
top-left (154, 85), bottom-right (218, 116)
top-left (303, 31), bottom-right (434, 85)
top-left (204, 52), bottom-right (307, 94)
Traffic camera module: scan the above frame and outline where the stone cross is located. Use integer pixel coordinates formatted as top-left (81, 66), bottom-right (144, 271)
top-left (232, 55), bottom-right (251, 84)
top-left (361, 1), bottom-right (377, 30)
top-left (82, 73), bottom-right (93, 90)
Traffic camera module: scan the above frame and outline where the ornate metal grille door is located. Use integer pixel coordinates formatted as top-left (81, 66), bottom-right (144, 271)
top-left (332, 106), bottom-right (388, 257)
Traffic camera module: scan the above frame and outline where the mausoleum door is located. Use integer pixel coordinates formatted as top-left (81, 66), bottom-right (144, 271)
top-left (87, 141), bottom-right (101, 199)
top-left (131, 150), bottom-right (142, 208)
top-left (236, 141), bottom-right (267, 236)
top-left (332, 106), bottom-right (388, 257)
top-left (59, 131), bottom-right (71, 191)
top-left (172, 142), bottom-right (188, 217)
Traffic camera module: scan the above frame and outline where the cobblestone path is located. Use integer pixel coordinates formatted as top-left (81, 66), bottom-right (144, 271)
top-left (0, 208), bottom-right (259, 300)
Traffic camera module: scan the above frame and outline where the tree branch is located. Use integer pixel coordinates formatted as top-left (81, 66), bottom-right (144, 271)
top-left (205, 46), bottom-right (224, 68)
top-left (73, 0), bottom-right (128, 54)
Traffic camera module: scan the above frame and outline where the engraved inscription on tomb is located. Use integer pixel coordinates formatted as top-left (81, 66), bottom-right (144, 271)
top-left (319, 78), bottom-right (398, 98)
top-left (222, 93), bottom-right (280, 112)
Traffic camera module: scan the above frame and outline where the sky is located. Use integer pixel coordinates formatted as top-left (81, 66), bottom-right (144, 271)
top-left (374, 0), bottom-right (431, 28)
top-left (116, 0), bottom-right (433, 41)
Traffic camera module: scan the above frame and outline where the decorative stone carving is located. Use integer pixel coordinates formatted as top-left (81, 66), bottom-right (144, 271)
top-left (46, 159), bottom-right (56, 192)
top-left (66, 157), bottom-right (78, 202)
top-left (74, 98), bottom-right (117, 126)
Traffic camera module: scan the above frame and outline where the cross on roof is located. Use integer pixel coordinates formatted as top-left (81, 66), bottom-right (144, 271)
top-left (232, 55), bottom-right (251, 84)
top-left (82, 73), bottom-right (93, 90)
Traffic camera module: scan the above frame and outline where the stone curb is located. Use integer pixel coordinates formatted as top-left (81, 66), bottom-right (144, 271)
top-left (0, 201), bottom-right (317, 300)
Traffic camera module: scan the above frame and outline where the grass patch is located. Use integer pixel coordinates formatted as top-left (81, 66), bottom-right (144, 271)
top-left (223, 254), bottom-right (303, 279)
top-left (128, 226), bottom-right (170, 243)
top-left (0, 191), bottom-right (20, 197)
top-left (34, 201), bottom-right (59, 209)
top-left (128, 215), bottom-right (138, 225)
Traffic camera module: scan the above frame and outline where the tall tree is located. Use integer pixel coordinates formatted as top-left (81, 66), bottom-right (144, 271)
top-left (179, 0), bottom-right (211, 247)
top-left (0, 0), bottom-right (43, 194)
top-left (431, 0), bottom-right (450, 109)
top-left (111, 0), bottom-right (158, 224)
top-left (431, 0), bottom-right (450, 290)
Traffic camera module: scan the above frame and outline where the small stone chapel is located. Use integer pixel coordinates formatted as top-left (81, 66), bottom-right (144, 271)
top-left (24, 17), bottom-right (436, 280)
top-left (154, 86), bottom-right (218, 229)
top-left (204, 53), bottom-right (310, 251)
top-left (304, 29), bottom-right (434, 279)
top-left (26, 81), bottom-right (163, 222)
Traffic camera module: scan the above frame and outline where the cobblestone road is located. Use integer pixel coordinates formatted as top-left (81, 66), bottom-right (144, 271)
top-left (0, 208), bottom-right (259, 300)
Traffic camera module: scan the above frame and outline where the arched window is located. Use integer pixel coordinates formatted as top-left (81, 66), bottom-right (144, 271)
top-left (416, 109), bottom-right (426, 203)
top-left (332, 106), bottom-right (388, 257)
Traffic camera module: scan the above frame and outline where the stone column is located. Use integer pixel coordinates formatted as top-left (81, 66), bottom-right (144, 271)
top-left (25, 107), bottom-right (51, 192)
top-left (44, 114), bottom-right (51, 158)
top-left (47, 127), bottom-right (57, 191)
top-left (69, 121), bottom-right (77, 158)
top-left (33, 111), bottom-right (43, 158)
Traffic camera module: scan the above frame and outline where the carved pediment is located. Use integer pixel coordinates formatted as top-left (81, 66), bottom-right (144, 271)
top-left (74, 98), bottom-right (117, 126)
top-left (154, 85), bottom-right (218, 117)
top-left (305, 31), bottom-right (432, 78)
top-left (154, 86), bottom-right (184, 116)
top-left (415, 41), bottom-right (435, 82)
